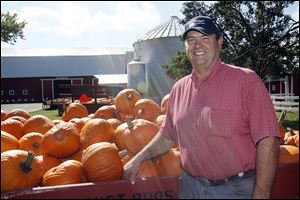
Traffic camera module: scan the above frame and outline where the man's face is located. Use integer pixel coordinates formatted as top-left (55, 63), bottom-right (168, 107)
top-left (185, 30), bottom-right (223, 73)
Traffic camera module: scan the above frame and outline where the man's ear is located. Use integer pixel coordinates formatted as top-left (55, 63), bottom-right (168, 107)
top-left (218, 36), bottom-right (223, 49)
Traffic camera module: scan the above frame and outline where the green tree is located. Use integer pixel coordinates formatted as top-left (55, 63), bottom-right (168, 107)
top-left (163, 1), bottom-right (299, 81)
top-left (1, 12), bottom-right (27, 45)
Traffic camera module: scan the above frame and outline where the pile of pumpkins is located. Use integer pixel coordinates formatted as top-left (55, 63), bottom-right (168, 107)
top-left (2, 88), bottom-right (299, 192)
top-left (277, 110), bottom-right (299, 165)
top-left (1, 89), bottom-right (181, 192)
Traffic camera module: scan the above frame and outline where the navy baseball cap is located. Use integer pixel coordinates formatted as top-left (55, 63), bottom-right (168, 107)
top-left (183, 16), bottom-right (222, 40)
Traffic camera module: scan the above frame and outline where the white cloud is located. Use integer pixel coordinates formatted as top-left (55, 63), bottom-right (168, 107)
top-left (17, 2), bottom-right (161, 39)
top-left (291, 4), bottom-right (299, 21)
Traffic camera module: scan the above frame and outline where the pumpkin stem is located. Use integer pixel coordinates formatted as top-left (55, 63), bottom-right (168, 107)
top-left (55, 132), bottom-right (63, 139)
top-left (20, 150), bottom-right (35, 174)
top-left (278, 110), bottom-right (287, 124)
top-left (138, 109), bottom-right (144, 117)
top-left (32, 142), bottom-right (40, 149)
top-left (118, 149), bottom-right (128, 159)
top-left (112, 111), bottom-right (119, 119)
top-left (125, 116), bottom-right (134, 130)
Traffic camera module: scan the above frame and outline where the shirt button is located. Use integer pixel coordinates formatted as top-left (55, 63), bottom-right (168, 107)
top-left (193, 122), bottom-right (197, 127)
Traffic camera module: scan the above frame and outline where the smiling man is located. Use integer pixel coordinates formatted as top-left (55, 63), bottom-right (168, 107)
top-left (123, 15), bottom-right (280, 199)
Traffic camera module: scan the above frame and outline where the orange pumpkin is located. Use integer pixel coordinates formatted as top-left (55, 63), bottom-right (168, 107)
top-left (52, 119), bottom-right (64, 125)
top-left (1, 118), bottom-right (24, 139)
top-left (62, 102), bottom-right (88, 122)
top-left (1, 150), bottom-right (43, 191)
top-left (124, 118), bottom-right (159, 155)
top-left (80, 118), bottom-right (114, 149)
top-left (160, 94), bottom-right (170, 114)
top-left (82, 142), bottom-right (123, 182)
top-left (154, 148), bottom-right (183, 177)
top-left (94, 105), bottom-right (118, 119)
top-left (114, 89), bottom-right (142, 115)
top-left (41, 122), bottom-right (80, 158)
top-left (1, 110), bottom-right (7, 121)
top-left (284, 130), bottom-right (299, 146)
top-left (4, 109), bottom-right (31, 120)
top-left (62, 148), bottom-right (85, 162)
top-left (6, 116), bottom-right (27, 124)
top-left (107, 118), bottom-right (122, 131)
top-left (42, 160), bottom-right (87, 186)
top-left (278, 145), bottom-right (299, 164)
top-left (134, 98), bottom-right (161, 122)
top-left (138, 160), bottom-right (159, 179)
top-left (69, 117), bottom-right (91, 133)
top-left (36, 154), bottom-right (62, 175)
top-left (1, 131), bottom-right (19, 153)
top-left (114, 122), bottom-right (129, 150)
top-left (19, 132), bottom-right (45, 156)
top-left (119, 149), bottom-right (134, 166)
top-left (23, 115), bottom-right (55, 135)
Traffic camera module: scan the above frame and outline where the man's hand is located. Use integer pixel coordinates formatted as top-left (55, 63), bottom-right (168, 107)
top-left (123, 155), bottom-right (142, 184)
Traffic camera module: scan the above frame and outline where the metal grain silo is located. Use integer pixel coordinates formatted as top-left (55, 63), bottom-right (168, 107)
top-left (131, 16), bottom-right (184, 103)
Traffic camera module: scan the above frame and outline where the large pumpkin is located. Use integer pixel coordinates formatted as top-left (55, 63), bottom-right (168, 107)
top-left (41, 122), bottom-right (80, 158)
top-left (69, 117), bottom-right (91, 133)
top-left (1, 118), bottom-right (24, 139)
top-left (154, 148), bottom-right (183, 177)
top-left (4, 109), bottom-right (31, 120)
top-left (19, 132), bottom-right (45, 156)
top-left (94, 105), bottom-right (118, 119)
top-left (1, 150), bottom-right (43, 191)
top-left (114, 122), bottom-right (130, 150)
top-left (36, 154), bottom-right (62, 175)
top-left (107, 118), bottom-right (122, 131)
top-left (114, 89), bottom-right (142, 115)
top-left (80, 118), bottom-right (114, 149)
top-left (42, 160), bottom-right (87, 186)
top-left (138, 160), bottom-right (159, 179)
top-left (1, 131), bottom-right (19, 153)
top-left (278, 145), bottom-right (299, 164)
top-left (23, 115), bottom-right (55, 135)
top-left (6, 116), bottom-right (27, 125)
top-left (134, 98), bottom-right (161, 122)
top-left (62, 102), bottom-right (88, 122)
top-left (124, 118), bottom-right (159, 154)
top-left (82, 142), bottom-right (123, 182)
top-left (62, 149), bottom-right (85, 162)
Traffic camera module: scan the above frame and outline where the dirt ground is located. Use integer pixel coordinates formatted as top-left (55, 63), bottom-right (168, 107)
top-left (1, 103), bottom-right (43, 112)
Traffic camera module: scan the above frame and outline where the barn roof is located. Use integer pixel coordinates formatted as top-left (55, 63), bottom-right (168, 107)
top-left (1, 48), bottom-right (133, 57)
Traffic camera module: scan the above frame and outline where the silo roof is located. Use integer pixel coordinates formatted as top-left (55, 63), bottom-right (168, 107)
top-left (136, 16), bottom-right (184, 42)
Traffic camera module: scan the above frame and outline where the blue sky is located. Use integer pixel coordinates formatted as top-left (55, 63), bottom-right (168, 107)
top-left (1, 1), bottom-right (299, 49)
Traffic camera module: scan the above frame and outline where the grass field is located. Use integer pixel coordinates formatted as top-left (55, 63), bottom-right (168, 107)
top-left (29, 109), bottom-right (299, 130)
top-left (29, 109), bottom-right (61, 121)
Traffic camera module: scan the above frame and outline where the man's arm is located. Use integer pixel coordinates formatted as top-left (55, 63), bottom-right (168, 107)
top-left (252, 136), bottom-right (280, 198)
top-left (123, 132), bottom-right (174, 183)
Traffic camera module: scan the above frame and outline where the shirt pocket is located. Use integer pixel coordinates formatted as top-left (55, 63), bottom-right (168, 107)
top-left (199, 107), bottom-right (242, 138)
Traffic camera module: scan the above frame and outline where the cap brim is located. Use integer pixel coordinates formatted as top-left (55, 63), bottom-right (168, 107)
top-left (183, 27), bottom-right (211, 40)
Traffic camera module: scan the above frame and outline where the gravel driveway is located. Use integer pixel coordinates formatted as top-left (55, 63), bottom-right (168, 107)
top-left (1, 103), bottom-right (43, 112)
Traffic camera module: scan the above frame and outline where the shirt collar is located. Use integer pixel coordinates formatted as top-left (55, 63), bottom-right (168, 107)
top-left (191, 59), bottom-right (223, 88)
